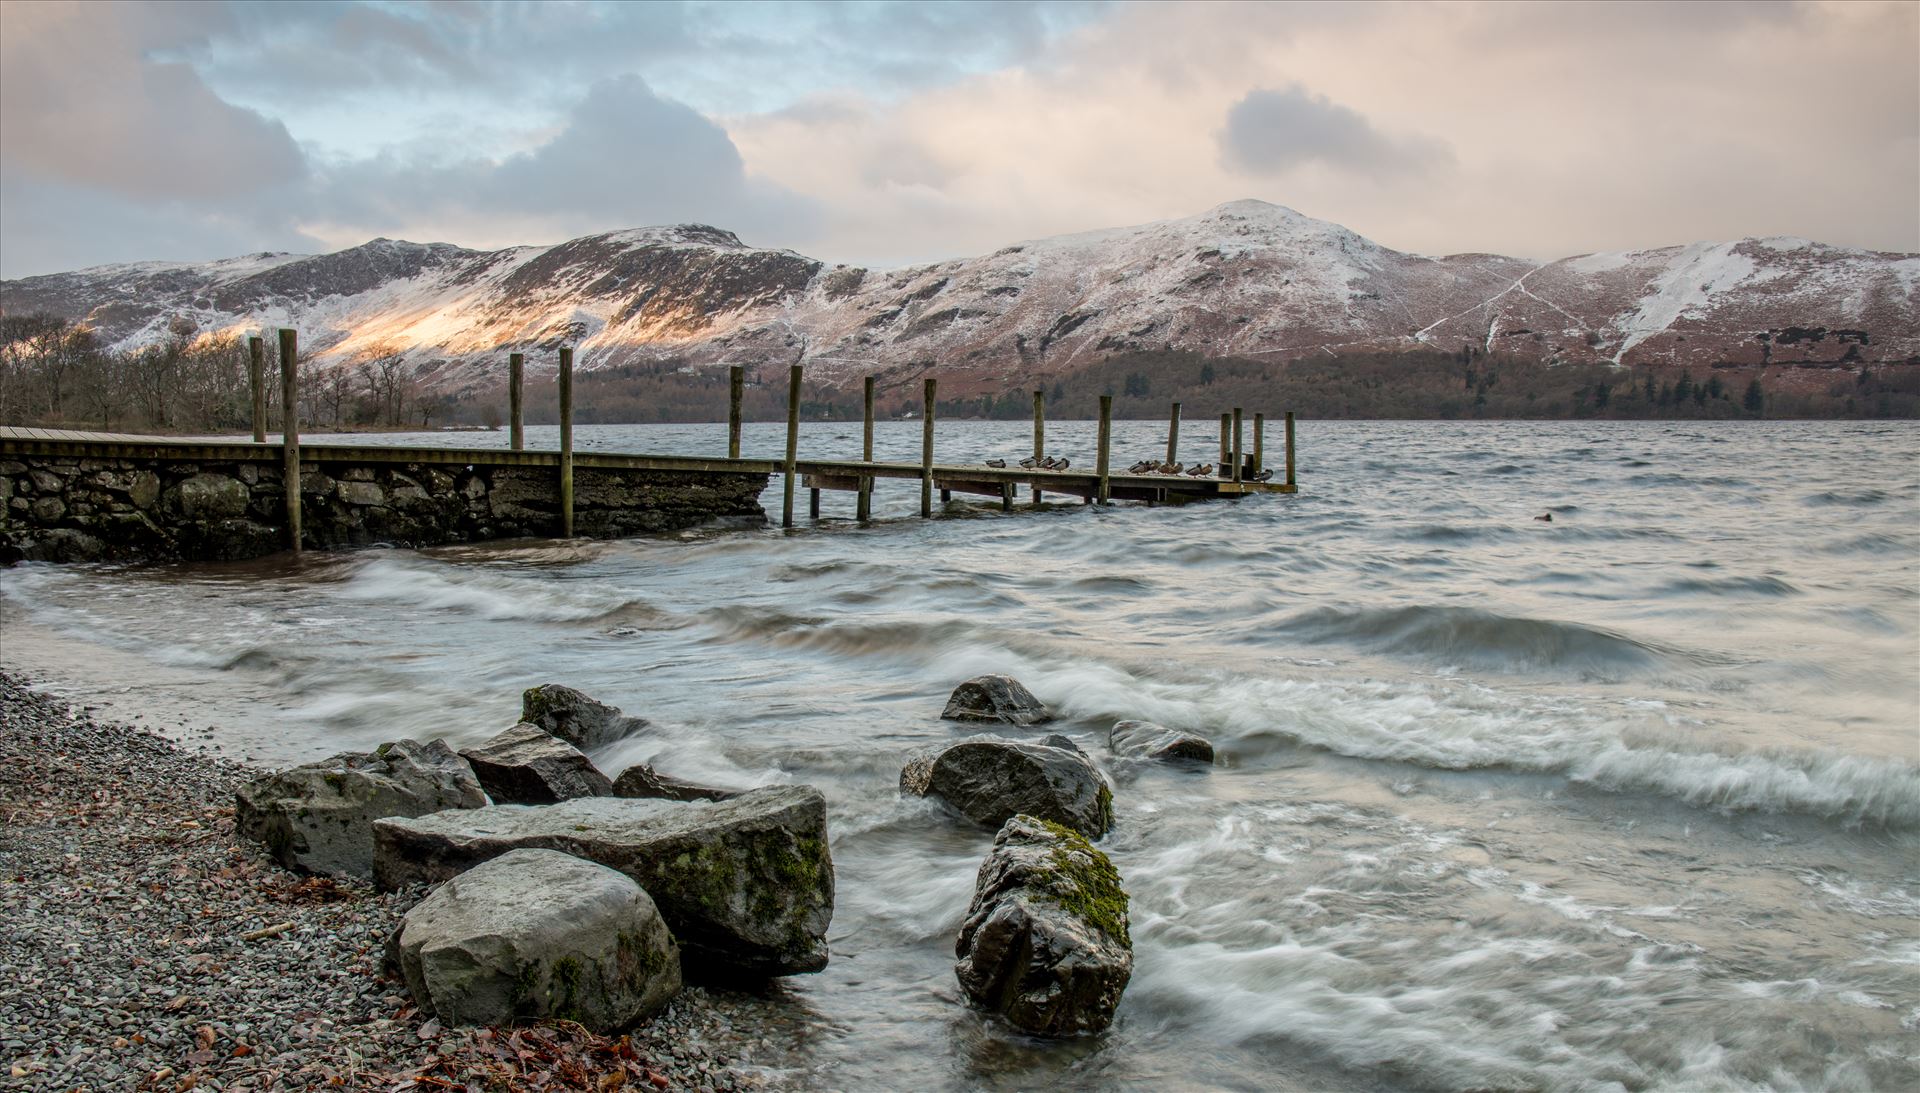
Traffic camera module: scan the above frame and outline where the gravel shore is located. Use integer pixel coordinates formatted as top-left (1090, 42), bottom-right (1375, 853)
top-left (0, 671), bottom-right (801, 1092)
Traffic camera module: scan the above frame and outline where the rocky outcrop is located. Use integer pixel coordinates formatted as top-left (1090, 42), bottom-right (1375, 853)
top-left (941, 675), bottom-right (1054, 727)
top-left (1108, 720), bottom-right (1215, 763)
top-left (611, 763), bottom-right (741, 803)
top-left (372, 787), bottom-right (834, 978)
top-left (901, 736), bottom-right (1112, 839)
top-left (521, 684), bottom-right (648, 752)
top-left (392, 848), bottom-right (680, 1032)
top-left (234, 738), bottom-right (486, 879)
top-left (954, 815), bottom-right (1133, 1037)
top-left (459, 723), bottom-right (613, 804)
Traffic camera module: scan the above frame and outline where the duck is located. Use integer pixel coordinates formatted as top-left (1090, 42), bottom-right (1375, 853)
top-left (1055, 456), bottom-right (1071, 470)
top-left (1186, 463), bottom-right (1212, 477)
top-left (1534, 512), bottom-right (1553, 522)
top-left (1252, 468), bottom-right (1274, 482)
top-left (985, 458), bottom-right (1007, 468)
top-left (1162, 461), bottom-right (1183, 474)
top-left (1018, 456), bottom-right (1039, 469)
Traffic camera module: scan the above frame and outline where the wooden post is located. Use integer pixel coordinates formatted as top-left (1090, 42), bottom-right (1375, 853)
top-left (1001, 481), bottom-right (1014, 512)
top-left (1232, 407), bottom-right (1244, 483)
top-left (558, 347), bottom-right (574, 538)
top-left (783, 365), bottom-right (801, 528)
top-left (1284, 410), bottom-right (1297, 488)
top-left (1031, 389), bottom-right (1045, 504)
top-left (728, 365), bottom-right (743, 459)
top-left (857, 376), bottom-right (874, 519)
top-left (248, 336), bottom-right (266, 443)
top-left (1096, 395), bottom-right (1113, 505)
top-left (920, 378), bottom-right (936, 517)
top-left (509, 352), bottom-right (525, 451)
top-left (277, 328), bottom-right (301, 552)
top-left (1253, 412), bottom-right (1264, 476)
top-left (1218, 412), bottom-right (1230, 476)
top-left (1166, 401), bottom-right (1180, 465)
top-left (809, 487), bottom-right (820, 520)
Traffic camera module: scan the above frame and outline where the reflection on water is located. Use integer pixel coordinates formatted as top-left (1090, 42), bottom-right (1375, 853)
top-left (4, 420), bottom-right (1918, 1091)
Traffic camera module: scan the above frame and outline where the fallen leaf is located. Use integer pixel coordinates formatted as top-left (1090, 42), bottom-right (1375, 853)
top-left (231, 1043), bottom-right (253, 1057)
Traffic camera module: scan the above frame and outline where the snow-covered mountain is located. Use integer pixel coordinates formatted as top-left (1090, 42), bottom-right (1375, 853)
top-left (5, 201), bottom-right (1915, 392)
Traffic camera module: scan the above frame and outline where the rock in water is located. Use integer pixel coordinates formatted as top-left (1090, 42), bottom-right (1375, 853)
top-left (460, 723), bottom-right (613, 804)
top-left (521, 684), bottom-right (649, 751)
top-left (234, 738), bottom-right (485, 879)
top-left (611, 763), bottom-right (741, 803)
top-left (954, 815), bottom-right (1132, 1036)
top-left (373, 787), bottom-right (834, 978)
top-left (941, 675), bottom-right (1054, 726)
top-left (901, 736), bottom-right (1113, 839)
top-left (1108, 720), bottom-right (1215, 763)
top-left (393, 848), bottom-right (680, 1032)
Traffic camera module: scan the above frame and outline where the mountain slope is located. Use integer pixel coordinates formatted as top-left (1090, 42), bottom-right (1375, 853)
top-left (5, 202), bottom-right (1914, 392)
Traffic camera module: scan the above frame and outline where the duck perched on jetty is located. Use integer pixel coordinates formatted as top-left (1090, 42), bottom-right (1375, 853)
top-left (985, 459), bottom-right (1007, 468)
top-left (1186, 463), bottom-right (1213, 477)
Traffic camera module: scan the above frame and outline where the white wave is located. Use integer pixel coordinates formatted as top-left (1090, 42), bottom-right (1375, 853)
top-left (333, 556), bottom-right (650, 623)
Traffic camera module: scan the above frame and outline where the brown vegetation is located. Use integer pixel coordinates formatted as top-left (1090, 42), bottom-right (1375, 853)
top-left (3, 314), bottom-right (1914, 432)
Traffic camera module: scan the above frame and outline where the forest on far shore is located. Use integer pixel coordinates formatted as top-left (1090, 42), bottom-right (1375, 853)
top-left (3, 312), bottom-right (1916, 434)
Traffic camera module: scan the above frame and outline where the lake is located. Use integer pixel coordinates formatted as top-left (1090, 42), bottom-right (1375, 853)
top-left (3, 419), bottom-right (1916, 1091)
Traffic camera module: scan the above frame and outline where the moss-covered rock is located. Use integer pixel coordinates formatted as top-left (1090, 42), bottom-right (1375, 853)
top-left (234, 737), bottom-right (486, 879)
top-left (940, 674), bottom-right (1054, 726)
top-left (520, 684), bottom-right (650, 751)
top-left (372, 786), bottom-right (834, 978)
top-left (901, 735), bottom-right (1114, 839)
top-left (459, 722), bottom-right (613, 804)
top-left (393, 848), bottom-right (680, 1032)
top-left (953, 814), bottom-right (1133, 1036)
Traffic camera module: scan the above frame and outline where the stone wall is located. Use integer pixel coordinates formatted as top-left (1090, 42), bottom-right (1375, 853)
top-left (0, 453), bottom-right (768, 564)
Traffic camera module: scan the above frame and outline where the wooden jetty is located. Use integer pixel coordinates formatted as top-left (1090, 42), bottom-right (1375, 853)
top-left (1, 331), bottom-right (1297, 551)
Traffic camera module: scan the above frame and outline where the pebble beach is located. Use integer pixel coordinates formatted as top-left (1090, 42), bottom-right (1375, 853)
top-left (0, 671), bottom-right (790, 1092)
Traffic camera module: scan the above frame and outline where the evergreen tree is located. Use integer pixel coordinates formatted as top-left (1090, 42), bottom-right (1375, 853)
top-left (1743, 379), bottom-right (1765, 414)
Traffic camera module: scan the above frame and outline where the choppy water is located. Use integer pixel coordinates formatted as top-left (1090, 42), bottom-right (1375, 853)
top-left (3, 420), bottom-right (1918, 1091)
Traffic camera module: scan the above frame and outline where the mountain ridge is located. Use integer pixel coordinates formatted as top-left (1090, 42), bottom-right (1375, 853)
top-left (4, 200), bottom-right (1914, 393)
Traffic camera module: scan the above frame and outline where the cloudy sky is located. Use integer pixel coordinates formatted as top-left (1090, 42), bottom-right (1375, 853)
top-left (1, 0), bottom-right (1914, 277)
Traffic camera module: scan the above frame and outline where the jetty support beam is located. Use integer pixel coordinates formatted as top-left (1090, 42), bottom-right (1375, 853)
top-left (278, 328), bottom-right (301, 552)
top-left (509, 352), bottom-right (525, 451)
top-left (920, 377), bottom-right (936, 517)
top-left (558, 347), bottom-right (574, 537)
top-left (783, 365), bottom-right (801, 527)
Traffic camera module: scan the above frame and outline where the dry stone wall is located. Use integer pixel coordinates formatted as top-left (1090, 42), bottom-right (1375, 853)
top-left (0, 452), bottom-right (768, 564)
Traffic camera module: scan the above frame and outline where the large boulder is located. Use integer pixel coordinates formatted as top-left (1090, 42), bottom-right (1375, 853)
top-left (611, 763), bottom-right (741, 803)
top-left (373, 787), bottom-right (834, 978)
top-left (901, 736), bottom-right (1113, 839)
top-left (460, 723), bottom-right (613, 804)
top-left (955, 815), bottom-right (1133, 1037)
top-left (521, 684), bottom-right (650, 751)
top-left (393, 849), bottom-right (680, 1032)
top-left (941, 675), bottom-right (1054, 727)
top-left (234, 738), bottom-right (485, 879)
top-left (1108, 720), bottom-right (1215, 763)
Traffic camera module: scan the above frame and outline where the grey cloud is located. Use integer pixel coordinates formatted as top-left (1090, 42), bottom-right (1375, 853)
top-left (1220, 85), bottom-right (1450, 176)
top-left (0, 2), bottom-right (306, 202)
top-left (311, 75), bottom-right (818, 246)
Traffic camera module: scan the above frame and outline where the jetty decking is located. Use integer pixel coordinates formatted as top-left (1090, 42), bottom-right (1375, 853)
top-left (1, 331), bottom-right (1296, 556)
